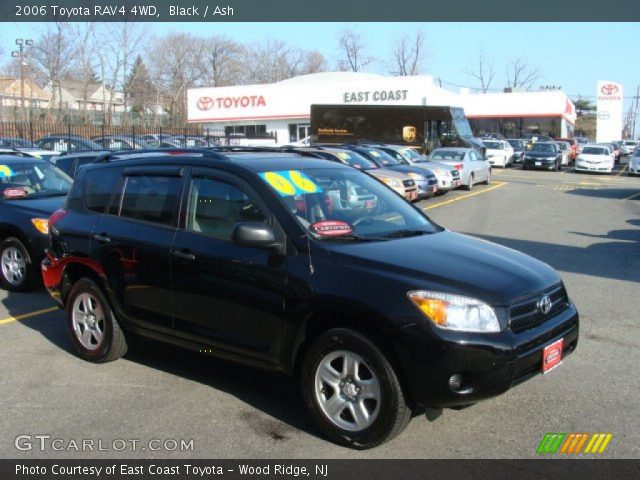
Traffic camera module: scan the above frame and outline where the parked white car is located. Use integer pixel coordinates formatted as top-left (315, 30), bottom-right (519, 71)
top-left (575, 145), bottom-right (615, 174)
top-left (629, 149), bottom-right (640, 176)
top-left (482, 139), bottom-right (514, 168)
top-left (554, 141), bottom-right (572, 166)
top-left (622, 140), bottom-right (638, 155)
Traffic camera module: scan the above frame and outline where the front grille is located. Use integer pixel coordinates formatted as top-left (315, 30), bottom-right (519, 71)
top-left (427, 178), bottom-right (437, 186)
top-left (509, 284), bottom-right (569, 333)
top-left (403, 179), bottom-right (415, 187)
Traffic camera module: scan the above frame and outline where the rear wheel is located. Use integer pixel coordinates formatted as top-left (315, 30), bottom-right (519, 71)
top-left (483, 170), bottom-right (492, 185)
top-left (301, 328), bottom-right (411, 449)
top-left (66, 278), bottom-right (128, 363)
top-left (464, 173), bottom-right (474, 191)
top-left (0, 237), bottom-right (36, 292)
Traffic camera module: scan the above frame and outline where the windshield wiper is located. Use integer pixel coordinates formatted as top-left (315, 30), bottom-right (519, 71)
top-left (378, 229), bottom-right (430, 238)
top-left (316, 234), bottom-right (389, 243)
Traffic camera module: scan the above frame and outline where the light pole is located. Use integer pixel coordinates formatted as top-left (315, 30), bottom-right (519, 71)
top-left (12, 38), bottom-right (33, 122)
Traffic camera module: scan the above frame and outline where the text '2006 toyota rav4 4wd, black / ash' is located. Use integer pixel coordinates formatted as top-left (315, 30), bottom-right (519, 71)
top-left (42, 149), bottom-right (579, 449)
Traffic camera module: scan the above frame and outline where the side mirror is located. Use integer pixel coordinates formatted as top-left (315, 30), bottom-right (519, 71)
top-left (232, 223), bottom-right (284, 254)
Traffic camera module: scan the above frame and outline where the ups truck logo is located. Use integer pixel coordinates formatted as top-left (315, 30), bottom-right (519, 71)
top-left (403, 126), bottom-right (417, 142)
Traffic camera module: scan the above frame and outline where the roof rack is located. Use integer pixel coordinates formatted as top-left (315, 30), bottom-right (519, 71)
top-left (0, 148), bottom-right (39, 158)
top-left (92, 148), bottom-right (227, 163)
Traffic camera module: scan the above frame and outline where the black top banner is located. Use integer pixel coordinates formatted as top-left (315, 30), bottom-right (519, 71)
top-left (2, 0), bottom-right (640, 22)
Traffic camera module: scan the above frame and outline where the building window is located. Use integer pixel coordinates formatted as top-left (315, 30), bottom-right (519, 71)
top-left (224, 124), bottom-right (267, 137)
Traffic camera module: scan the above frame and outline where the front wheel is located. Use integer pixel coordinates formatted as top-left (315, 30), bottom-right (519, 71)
top-left (301, 328), bottom-right (411, 449)
top-left (0, 237), bottom-right (36, 292)
top-left (66, 278), bottom-right (128, 363)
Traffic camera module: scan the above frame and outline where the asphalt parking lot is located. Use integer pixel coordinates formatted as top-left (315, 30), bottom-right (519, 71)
top-left (1, 160), bottom-right (639, 459)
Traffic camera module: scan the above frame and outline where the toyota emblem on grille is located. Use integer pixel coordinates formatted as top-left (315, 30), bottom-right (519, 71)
top-left (538, 295), bottom-right (552, 315)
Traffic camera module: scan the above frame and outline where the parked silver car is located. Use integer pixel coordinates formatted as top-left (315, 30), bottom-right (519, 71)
top-left (426, 147), bottom-right (491, 190)
top-left (376, 144), bottom-right (462, 193)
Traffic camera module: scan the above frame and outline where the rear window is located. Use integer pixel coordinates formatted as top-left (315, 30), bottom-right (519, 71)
top-left (83, 167), bottom-right (123, 213)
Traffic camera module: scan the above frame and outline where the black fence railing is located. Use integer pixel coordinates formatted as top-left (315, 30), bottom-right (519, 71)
top-left (0, 122), bottom-right (278, 149)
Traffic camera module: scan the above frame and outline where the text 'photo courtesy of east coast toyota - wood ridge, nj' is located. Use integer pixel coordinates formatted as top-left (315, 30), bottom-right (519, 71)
top-left (0, 1), bottom-right (638, 478)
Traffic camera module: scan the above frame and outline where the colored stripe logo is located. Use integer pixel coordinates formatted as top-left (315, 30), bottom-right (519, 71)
top-left (537, 433), bottom-right (612, 454)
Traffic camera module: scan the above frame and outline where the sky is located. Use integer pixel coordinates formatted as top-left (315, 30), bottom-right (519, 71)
top-left (1, 21), bottom-right (639, 115)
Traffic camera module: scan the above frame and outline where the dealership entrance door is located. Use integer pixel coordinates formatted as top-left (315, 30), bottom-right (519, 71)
top-left (289, 124), bottom-right (310, 142)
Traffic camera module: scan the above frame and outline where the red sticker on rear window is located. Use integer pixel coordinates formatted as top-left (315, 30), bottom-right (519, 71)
top-left (3, 188), bottom-right (27, 199)
top-left (310, 220), bottom-right (353, 236)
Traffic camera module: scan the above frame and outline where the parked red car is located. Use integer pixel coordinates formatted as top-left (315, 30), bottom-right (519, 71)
top-left (558, 138), bottom-right (579, 161)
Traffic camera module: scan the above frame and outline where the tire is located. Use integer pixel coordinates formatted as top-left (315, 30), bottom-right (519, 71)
top-left (66, 278), bottom-right (128, 363)
top-left (464, 174), bottom-right (474, 191)
top-left (300, 328), bottom-right (412, 449)
top-left (0, 237), bottom-right (36, 292)
top-left (557, 161), bottom-right (562, 172)
top-left (483, 170), bottom-right (492, 185)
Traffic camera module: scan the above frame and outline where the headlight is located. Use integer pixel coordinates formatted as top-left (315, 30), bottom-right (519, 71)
top-left (432, 168), bottom-right (447, 176)
top-left (407, 290), bottom-right (500, 332)
top-left (31, 218), bottom-right (49, 235)
top-left (380, 177), bottom-right (402, 188)
top-left (407, 172), bottom-right (424, 181)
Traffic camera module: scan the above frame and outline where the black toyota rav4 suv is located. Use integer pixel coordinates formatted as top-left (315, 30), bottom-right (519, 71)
top-left (43, 150), bottom-right (579, 449)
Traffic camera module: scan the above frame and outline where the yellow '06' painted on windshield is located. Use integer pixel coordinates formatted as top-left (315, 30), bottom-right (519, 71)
top-left (0, 165), bottom-right (15, 177)
top-left (259, 170), bottom-right (323, 197)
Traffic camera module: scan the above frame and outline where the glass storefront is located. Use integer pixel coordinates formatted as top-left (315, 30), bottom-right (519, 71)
top-left (469, 116), bottom-right (573, 139)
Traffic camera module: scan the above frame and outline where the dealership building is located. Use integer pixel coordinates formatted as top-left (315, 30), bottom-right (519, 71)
top-left (187, 72), bottom-right (577, 142)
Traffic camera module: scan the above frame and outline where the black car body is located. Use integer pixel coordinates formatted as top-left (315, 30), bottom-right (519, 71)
top-left (51, 151), bottom-right (112, 178)
top-left (91, 136), bottom-right (150, 150)
top-left (0, 156), bottom-right (72, 290)
top-left (522, 142), bottom-right (563, 171)
top-left (43, 150), bottom-right (578, 448)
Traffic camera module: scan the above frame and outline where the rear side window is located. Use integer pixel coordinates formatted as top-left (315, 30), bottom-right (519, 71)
top-left (53, 157), bottom-right (75, 175)
top-left (83, 167), bottom-right (123, 213)
top-left (119, 175), bottom-right (181, 226)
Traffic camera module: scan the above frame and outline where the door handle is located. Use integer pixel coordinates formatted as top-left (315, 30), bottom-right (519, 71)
top-left (172, 249), bottom-right (196, 261)
top-left (93, 233), bottom-right (111, 244)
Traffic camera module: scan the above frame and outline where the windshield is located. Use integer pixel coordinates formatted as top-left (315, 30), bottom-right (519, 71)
top-left (396, 147), bottom-right (423, 162)
top-left (359, 148), bottom-right (403, 167)
top-left (530, 143), bottom-right (556, 154)
top-left (259, 167), bottom-right (438, 240)
top-left (507, 140), bottom-right (523, 149)
top-left (428, 150), bottom-right (465, 162)
top-left (556, 143), bottom-right (568, 151)
top-left (483, 141), bottom-right (504, 150)
top-left (0, 161), bottom-right (72, 199)
top-left (582, 147), bottom-right (607, 155)
top-left (321, 150), bottom-right (377, 170)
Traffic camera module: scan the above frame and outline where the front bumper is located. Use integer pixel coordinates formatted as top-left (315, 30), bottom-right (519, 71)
top-left (575, 162), bottom-right (612, 173)
top-left (391, 303), bottom-right (579, 407)
top-left (415, 179), bottom-right (438, 198)
top-left (523, 158), bottom-right (556, 169)
top-left (628, 161), bottom-right (640, 175)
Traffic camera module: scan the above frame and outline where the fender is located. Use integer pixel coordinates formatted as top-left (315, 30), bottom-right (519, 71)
top-left (41, 250), bottom-right (105, 289)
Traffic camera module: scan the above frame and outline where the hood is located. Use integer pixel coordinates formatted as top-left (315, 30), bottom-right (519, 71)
top-left (326, 230), bottom-right (560, 305)
top-left (367, 168), bottom-right (412, 182)
top-left (4, 195), bottom-right (66, 217)
top-left (385, 165), bottom-right (435, 180)
top-left (525, 150), bottom-right (557, 158)
top-left (579, 154), bottom-right (611, 162)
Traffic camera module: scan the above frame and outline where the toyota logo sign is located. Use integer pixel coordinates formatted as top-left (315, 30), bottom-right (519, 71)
top-left (537, 295), bottom-right (552, 315)
top-left (196, 96), bottom-right (214, 111)
top-left (600, 83), bottom-right (619, 96)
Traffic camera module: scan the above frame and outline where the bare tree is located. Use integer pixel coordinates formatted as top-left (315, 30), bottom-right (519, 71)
top-left (31, 22), bottom-right (75, 120)
top-left (505, 58), bottom-right (541, 91)
top-left (148, 33), bottom-right (202, 123)
top-left (389, 29), bottom-right (427, 76)
top-left (336, 27), bottom-right (374, 72)
top-left (464, 48), bottom-right (495, 93)
top-left (300, 50), bottom-right (327, 75)
top-left (197, 35), bottom-right (245, 87)
top-left (242, 38), bottom-right (305, 84)
top-left (69, 23), bottom-right (99, 123)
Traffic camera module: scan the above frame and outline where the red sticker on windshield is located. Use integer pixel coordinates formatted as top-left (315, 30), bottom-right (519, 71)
top-left (3, 188), bottom-right (27, 199)
top-left (310, 220), bottom-right (353, 236)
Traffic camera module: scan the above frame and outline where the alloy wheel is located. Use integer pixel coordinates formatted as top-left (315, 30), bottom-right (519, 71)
top-left (1, 246), bottom-right (26, 287)
top-left (71, 293), bottom-right (106, 351)
top-left (314, 350), bottom-right (381, 432)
